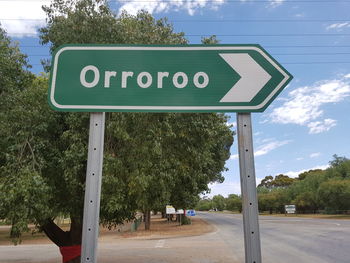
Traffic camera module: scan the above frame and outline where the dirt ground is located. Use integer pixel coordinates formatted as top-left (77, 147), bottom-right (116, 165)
top-left (101, 215), bottom-right (215, 241)
top-left (0, 215), bottom-right (214, 246)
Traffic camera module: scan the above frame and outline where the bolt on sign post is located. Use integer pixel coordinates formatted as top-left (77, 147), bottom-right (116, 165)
top-left (48, 44), bottom-right (292, 263)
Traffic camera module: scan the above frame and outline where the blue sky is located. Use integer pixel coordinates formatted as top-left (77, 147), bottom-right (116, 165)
top-left (1, 0), bottom-right (349, 196)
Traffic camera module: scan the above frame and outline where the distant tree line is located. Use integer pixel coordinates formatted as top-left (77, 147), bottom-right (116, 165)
top-left (196, 155), bottom-right (350, 215)
top-left (258, 155), bottom-right (350, 214)
top-left (196, 194), bottom-right (242, 212)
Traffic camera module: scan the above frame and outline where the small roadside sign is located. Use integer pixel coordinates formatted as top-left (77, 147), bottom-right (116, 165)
top-left (186, 210), bottom-right (196, 216)
top-left (166, 205), bottom-right (176, 214)
top-left (285, 205), bottom-right (296, 214)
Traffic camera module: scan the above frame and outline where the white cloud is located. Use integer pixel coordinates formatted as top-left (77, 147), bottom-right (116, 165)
top-left (0, 0), bottom-right (227, 36)
top-left (261, 138), bottom-right (274, 143)
top-left (240, 0), bottom-right (285, 8)
top-left (307, 119), bottom-right (337, 134)
top-left (117, 0), bottom-right (226, 16)
top-left (256, 177), bottom-right (264, 186)
top-left (254, 140), bottom-right (291, 157)
top-left (295, 13), bottom-right (305, 18)
top-left (208, 181), bottom-right (241, 196)
top-left (296, 157), bottom-right (304, 161)
top-left (254, 131), bottom-right (263, 136)
top-left (0, 1), bottom-right (46, 37)
top-left (230, 154), bottom-right (239, 160)
top-left (309, 152), bottom-right (321, 158)
top-left (268, 75), bottom-right (350, 134)
top-left (268, 0), bottom-right (285, 8)
top-left (226, 121), bottom-right (237, 128)
top-left (229, 139), bottom-right (290, 160)
top-left (326, 22), bottom-right (350, 31)
top-left (284, 164), bottom-right (329, 178)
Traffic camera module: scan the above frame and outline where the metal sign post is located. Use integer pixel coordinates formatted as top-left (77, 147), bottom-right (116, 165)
top-left (81, 112), bottom-right (105, 263)
top-left (237, 113), bottom-right (262, 263)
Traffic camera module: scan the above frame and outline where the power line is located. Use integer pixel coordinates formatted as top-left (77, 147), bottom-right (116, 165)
top-left (265, 45), bottom-right (350, 48)
top-left (28, 61), bottom-right (350, 66)
top-left (9, 33), bottom-right (350, 37)
top-left (283, 61), bottom-right (350, 64)
top-left (111, 0), bottom-right (350, 2)
top-left (187, 33), bottom-right (350, 36)
top-left (19, 44), bottom-right (350, 48)
top-left (1, 18), bottom-right (349, 22)
top-left (116, 0), bottom-right (350, 2)
top-left (172, 19), bottom-right (350, 23)
top-left (273, 52), bottom-right (350, 55)
top-left (0, 0), bottom-right (349, 2)
top-left (0, 18), bottom-right (46, 21)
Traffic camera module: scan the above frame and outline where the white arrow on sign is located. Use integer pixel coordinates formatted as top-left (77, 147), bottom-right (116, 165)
top-left (219, 53), bottom-right (272, 103)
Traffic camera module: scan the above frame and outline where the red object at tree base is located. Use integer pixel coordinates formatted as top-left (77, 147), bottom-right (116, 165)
top-left (59, 245), bottom-right (81, 263)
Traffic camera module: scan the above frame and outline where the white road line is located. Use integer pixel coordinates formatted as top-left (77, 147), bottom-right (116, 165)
top-left (155, 239), bottom-right (165, 248)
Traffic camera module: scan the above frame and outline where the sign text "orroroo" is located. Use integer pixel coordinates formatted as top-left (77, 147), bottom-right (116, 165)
top-left (80, 65), bottom-right (210, 89)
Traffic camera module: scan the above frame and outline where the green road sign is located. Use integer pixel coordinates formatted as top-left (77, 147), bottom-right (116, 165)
top-left (48, 45), bottom-right (292, 112)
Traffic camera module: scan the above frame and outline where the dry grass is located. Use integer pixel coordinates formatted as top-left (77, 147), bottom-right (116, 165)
top-left (0, 226), bottom-right (50, 246)
top-left (118, 216), bottom-right (214, 240)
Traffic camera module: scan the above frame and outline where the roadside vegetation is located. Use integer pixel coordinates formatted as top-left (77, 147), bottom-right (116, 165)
top-left (258, 155), bottom-right (350, 214)
top-left (196, 194), bottom-right (242, 212)
top-left (197, 155), bottom-right (350, 215)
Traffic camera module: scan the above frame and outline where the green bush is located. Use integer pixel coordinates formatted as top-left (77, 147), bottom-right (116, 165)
top-left (181, 216), bottom-right (191, 225)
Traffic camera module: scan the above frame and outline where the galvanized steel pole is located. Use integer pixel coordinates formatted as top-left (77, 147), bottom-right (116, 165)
top-left (237, 113), bottom-right (262, 263)
top-left (81, 112), bottom-right (105, 263)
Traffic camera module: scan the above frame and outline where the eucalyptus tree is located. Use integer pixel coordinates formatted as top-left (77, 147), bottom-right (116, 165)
top-left (39, 0), bottom-right (190, 255)
top-left (0, 26), bottom-right (33, 96)
top-left (318, 179), bottom-right (350, 213)
top-left (0, 26), bottom-right (36, 233)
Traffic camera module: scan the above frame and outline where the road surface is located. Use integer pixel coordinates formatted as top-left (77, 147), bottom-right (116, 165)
top-left (1, 212), bottom-right (349, 262)
top-left (200, 212), bottom-right (350, 263)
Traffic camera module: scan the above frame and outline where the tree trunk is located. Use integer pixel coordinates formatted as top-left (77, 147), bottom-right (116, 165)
top-left (42, 217), bottom-right (82, 263)
top-left (144, 210), bottom-right (151, 230)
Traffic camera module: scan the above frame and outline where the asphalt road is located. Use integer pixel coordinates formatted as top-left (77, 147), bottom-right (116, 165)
top-left (199, 212), bottom-right (350, 263)
top-left (1, 212), bottom-right (349, 263)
